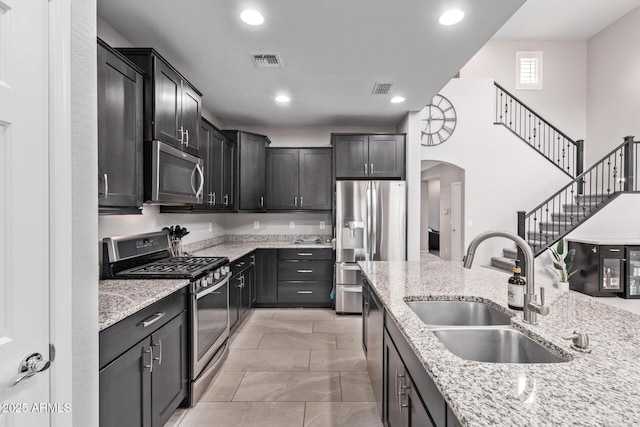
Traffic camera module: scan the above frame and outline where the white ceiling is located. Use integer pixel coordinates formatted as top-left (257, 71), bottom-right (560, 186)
top-left (97, 0), bottom-right (524, 127)
top-left (493, 0), bottom-right (640, 40)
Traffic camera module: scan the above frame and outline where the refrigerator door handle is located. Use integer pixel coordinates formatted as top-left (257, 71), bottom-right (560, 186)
top-left (371, 183), bottom-right (378, 258)
top-left (366, 181), bottom-right (372, 261)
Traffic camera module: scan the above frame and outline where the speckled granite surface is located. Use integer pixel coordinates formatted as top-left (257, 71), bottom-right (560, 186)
top-left (99, 279), bottom-right (189, 331)
top-left (567, 237), bottom-right (640, 245)
top-left (359, 259), bottom-right (640, 426)
top-left (192, 240), bottom-right (332, 262)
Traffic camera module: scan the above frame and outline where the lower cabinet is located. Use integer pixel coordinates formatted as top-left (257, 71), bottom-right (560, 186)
top-left (230, 254), bottom-right (255, 331)
top-left (277, 248), bottom-right (332, 307)
top-left (99, 291), bottom-right (188, 427)
top-left (255, 249), bottom-right (278, 305)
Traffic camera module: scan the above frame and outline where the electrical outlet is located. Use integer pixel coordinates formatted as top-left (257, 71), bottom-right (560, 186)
top-left (289, 221), bottom-right (295, 229)
top-left (468, 220), bottom-right (473, 227)
top-left (254, 221), bottom-right (260, 229)
top-left (319, 221), bottom-right (325, 230)
top-left (208, 222), bottom-right (213, 232)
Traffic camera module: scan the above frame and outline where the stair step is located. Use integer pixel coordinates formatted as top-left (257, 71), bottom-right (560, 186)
top-left (503, 247), bottom-right (517, 259)
top-left (561, 204), bottom-right (599, 213)
top-left (575, 194), bottom-right (608, 204)
top-left (491, 256), bottom-right (516, 272)
top-left (538, 221), bottom-right (572, 232)
top-left (527, 231), bottom-right (559, 242)
top-left (550, 212), bottom-right (588, 221)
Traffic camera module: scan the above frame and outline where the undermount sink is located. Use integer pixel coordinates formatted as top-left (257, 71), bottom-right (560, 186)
top-left (406, 300), bottom-right (511, 326)
top-left (432, 327), bottom-right (569, 364)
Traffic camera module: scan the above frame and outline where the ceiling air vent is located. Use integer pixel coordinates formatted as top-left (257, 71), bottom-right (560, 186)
top-left (251, 53), bottom-right (282, 68)
top-left (371, 82), bottom-right (392, 95)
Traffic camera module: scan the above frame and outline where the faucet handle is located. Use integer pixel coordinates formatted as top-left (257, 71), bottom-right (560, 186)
top-left (539, 287), bottom-right (545, 305)
top-left (563, 330), bottom-right (591, 353)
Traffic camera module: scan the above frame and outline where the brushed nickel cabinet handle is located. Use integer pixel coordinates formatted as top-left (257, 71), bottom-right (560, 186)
top-left (297, 291), bottom-right (313, 294)
top-left (297, 270), bottom-right (313, 273)
top-left (141, 312), bottom-right (166, 328)
top-left (104, 173), bottom-right (108, 199)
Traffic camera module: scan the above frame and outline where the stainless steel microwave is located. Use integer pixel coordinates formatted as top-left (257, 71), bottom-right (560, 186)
top-left (146, 140), bottom-right (204, 204)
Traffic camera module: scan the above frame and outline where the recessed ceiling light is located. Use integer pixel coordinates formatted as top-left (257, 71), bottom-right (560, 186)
top-left (390, 96), bottom-right (405, 103)
top-left (439, 9), bottom-right (464, 26)
top-left (240, 9), bottom-right (264, 25)
top-left (275, 95), bottom-right (290, 103)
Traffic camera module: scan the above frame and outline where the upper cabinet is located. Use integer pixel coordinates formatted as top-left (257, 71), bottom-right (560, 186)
top-left (224, 131), bottom-right (270, 212)
top-left (333, 134), bottom-right (405, 179)
top-left (97, 39), bottom-right (144, 215)
top-left (266, 148), bottom-right (332, 211)
top-left (199, 119), bottom-right (235, 211)
top-left (117, 48), bottom-right (202, 156)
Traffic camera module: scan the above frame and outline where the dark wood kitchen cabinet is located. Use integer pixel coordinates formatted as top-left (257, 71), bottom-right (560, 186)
top-left (198, 119), bottom-right (235, 211)
top-left (99, 290), bottom-right (188, 427)
top-left (117, 48), bottom-right (202, 156)
top-left (332, 133), bottom-right (405, 179)
top-left (266, 148), bottom-right (332, 211)
top-left (230, 254), bottom-right (255, 331)
top-left (568, 241), bottom-right (629, 297)
top-left (97, 39), bottom-right (144, 215)
top-left (277, 248), bottom-right (332, 307)
top-left (224, 131), bottom-right (270, 211)
top-left (255, 249), bottom-right (278, 305)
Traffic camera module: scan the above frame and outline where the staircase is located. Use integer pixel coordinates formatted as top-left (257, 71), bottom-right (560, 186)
top-left (489, 82), bottom-right (639, 272)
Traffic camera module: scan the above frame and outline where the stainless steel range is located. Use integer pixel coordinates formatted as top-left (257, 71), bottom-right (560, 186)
top-left (102, 231), bottom-right (231, 406)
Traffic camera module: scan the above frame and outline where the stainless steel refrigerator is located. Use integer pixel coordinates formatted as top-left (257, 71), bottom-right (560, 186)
top-left (335, 180), bottom-right (406, 313)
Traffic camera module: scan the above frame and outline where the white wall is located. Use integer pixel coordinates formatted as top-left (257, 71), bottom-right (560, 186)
top-left (587, 6), bottom-right (640, 165)
top-left (420, 182), bottom-right (429, 251)
top-left (415, 78), bottom-right (571, 266)
top-left (97, 16), bottom-right (134, 47)
top-left (567, 194), bottom-right (640, 240)
top-left (398, 112), bottom-right (422, 261)
top-left (460, 40), bottom-right (587, 140)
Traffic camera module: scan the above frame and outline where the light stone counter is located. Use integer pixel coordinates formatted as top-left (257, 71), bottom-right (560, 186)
top-left (99, 278), bottom-right (189, 331)
top-left (359, 259), bottom-right (640, 426)
top-left (192, 241), bottom-right (332, 262)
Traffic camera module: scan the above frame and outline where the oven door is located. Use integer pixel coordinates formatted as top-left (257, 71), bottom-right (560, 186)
top-left (192, 274), bottom-right (230, 379)
top-left (150, 140), bottom-right (204, 204)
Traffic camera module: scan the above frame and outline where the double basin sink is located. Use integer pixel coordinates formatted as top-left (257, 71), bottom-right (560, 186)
top-left (406, 300), bottom-right (568, 364)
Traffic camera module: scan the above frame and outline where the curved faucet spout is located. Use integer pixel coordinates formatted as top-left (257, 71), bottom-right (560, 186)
top-left (463, 230), bottom-right (548, 325)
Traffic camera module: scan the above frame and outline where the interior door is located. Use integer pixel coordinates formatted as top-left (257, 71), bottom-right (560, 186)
top-left (0, 1), bottom-right (52, 425)
top-left (451, 182), bottom-right (462, 262)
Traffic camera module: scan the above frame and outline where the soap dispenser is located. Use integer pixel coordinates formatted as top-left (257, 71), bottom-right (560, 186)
top-left (508, 260), bottom-right (525, 310)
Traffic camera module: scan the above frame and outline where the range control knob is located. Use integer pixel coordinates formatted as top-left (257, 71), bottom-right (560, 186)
top-left (214, 270), bottom-right (221, 280)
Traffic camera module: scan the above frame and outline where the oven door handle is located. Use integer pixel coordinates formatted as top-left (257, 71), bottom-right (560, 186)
top-left (196, 275), bottom-right (231, 300)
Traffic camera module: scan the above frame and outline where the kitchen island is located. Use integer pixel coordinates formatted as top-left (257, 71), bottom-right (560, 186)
top-left (360, 258), bottom-right (640, 426)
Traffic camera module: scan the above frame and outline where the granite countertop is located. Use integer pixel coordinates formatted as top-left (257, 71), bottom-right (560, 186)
top-left (99, 239), bottom-right (332, 331)
top-left (192, 241), bottom-right (332, 261)
top-left (567, 237), bottom-right (640, 245)
top-left (359, 259), bottom-right (640, 426)
top-left (99, 278), bottom-right (189, 331)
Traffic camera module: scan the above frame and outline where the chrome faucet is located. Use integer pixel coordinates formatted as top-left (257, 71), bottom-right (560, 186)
top-left (463, 230), bottom-right (550, 324)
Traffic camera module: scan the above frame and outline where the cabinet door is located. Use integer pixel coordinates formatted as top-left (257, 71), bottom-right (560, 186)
top-left (198, 121), bottom-right (214, 208)
top-left (181, 84), bottom-right (202, 155)
top-left (367, 288), bottom-right (384, 418)
top-left (97, 43), bottom-right (143, 211)
top-left (222, 137), bottom-right (235, 210)
top-left (99, 337), bottom-right (152, 427)
top-left (229, 274), bottom-right (241, 330)
top-left (151, 312), bottom-right (188, 427)
top-left (208, 130), bottom-right (226, 208)
top-left (384, 332), bottom-right (405, 427)
top-left (240, 267), bottom-right (253, 316)
top-left (299, 148), bottom-right (332, 211)
top-left (255, 249), bottom-right (278, 304)
top-left (238, 133), bottom-right (266, 210)
top-left (368, 134), bottom-right (405, 179)
top-left (405, 376), bottom-right (435, 427)
top-left (334, 134), bottom-right (368, 178)
top-left (600, 246), bottom-right (624, 292)
top-left (153, 58), bottom-right (182, 148)
top-left (266, 149), bottom-right (299, 210)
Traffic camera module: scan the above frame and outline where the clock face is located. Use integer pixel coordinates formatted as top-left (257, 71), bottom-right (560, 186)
top-left (420, 94), bottom-right (457, 146)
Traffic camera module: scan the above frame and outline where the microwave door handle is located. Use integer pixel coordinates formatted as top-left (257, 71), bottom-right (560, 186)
top-left (195, 164), bottom-right (204, 197)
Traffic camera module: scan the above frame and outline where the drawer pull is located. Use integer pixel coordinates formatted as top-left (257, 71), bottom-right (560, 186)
top-left (297, 270), bottom-right (314, 273)
top-left (297, 253), bottom-right (313, 256)
top-left (141, 312), bottom-right (166, 328)
top-left (297, 291), bottom-right (313, 294)
top-left (609, 249), bottom-right (621, 252)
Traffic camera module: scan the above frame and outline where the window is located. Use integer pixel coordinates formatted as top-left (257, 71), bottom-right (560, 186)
top-left (516, 51), bottom-right (543, 90)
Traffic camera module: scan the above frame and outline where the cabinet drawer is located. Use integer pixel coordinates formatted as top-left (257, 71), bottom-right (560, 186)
top-left (99, 288), bottom-right (187, 369)
top-left (278, 248), bottom-right (332, 260)
top-left (278, 281), bottom-right (332, 304)
top-left (278, 260), bottom-right (333, 281)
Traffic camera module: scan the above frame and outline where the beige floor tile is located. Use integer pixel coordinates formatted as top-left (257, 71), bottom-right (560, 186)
top-left (233, 372), bottom-right (342, 402)
top-left (340, 371), bottom-right (376, 402)
top-left (303, 402), bottom-right (382, 427)
top-left (336, 333), bottom-right (363, 349)
top-left (241, 318), bottom-right (314, 334)
top-left (199, 371), bottom-right (245, 402)
top-left (229, 333), bottom-right (264, 350)
top-left (258, 333), bottom-right (337, 350)
top-left (272, 308), bottom-right (335, 321)
top-left (222, 349), bottom-right (310, 372)
top-left (179, 402), bottom-right (305, 427)
top-left (312, 319), bottom-right (361, 334)
top-left (309, 350), bottom-right (367, 372)
top-left (163, 407), bottom-right (187, 427)
top-left (247, 309), bottom-right (277, 320)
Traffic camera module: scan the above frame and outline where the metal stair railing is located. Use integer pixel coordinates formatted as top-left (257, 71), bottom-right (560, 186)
top-left (517, 136), bottom-right (637, 262)
top-left (494, 82), bottom-right (583, 180)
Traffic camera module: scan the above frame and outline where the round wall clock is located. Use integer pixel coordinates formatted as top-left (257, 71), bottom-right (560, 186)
top-left (420, 94), bottom-right (457, 146)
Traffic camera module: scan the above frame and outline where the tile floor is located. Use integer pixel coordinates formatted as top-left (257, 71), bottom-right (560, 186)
top-left (165, 308), bottom-right (382, 427)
